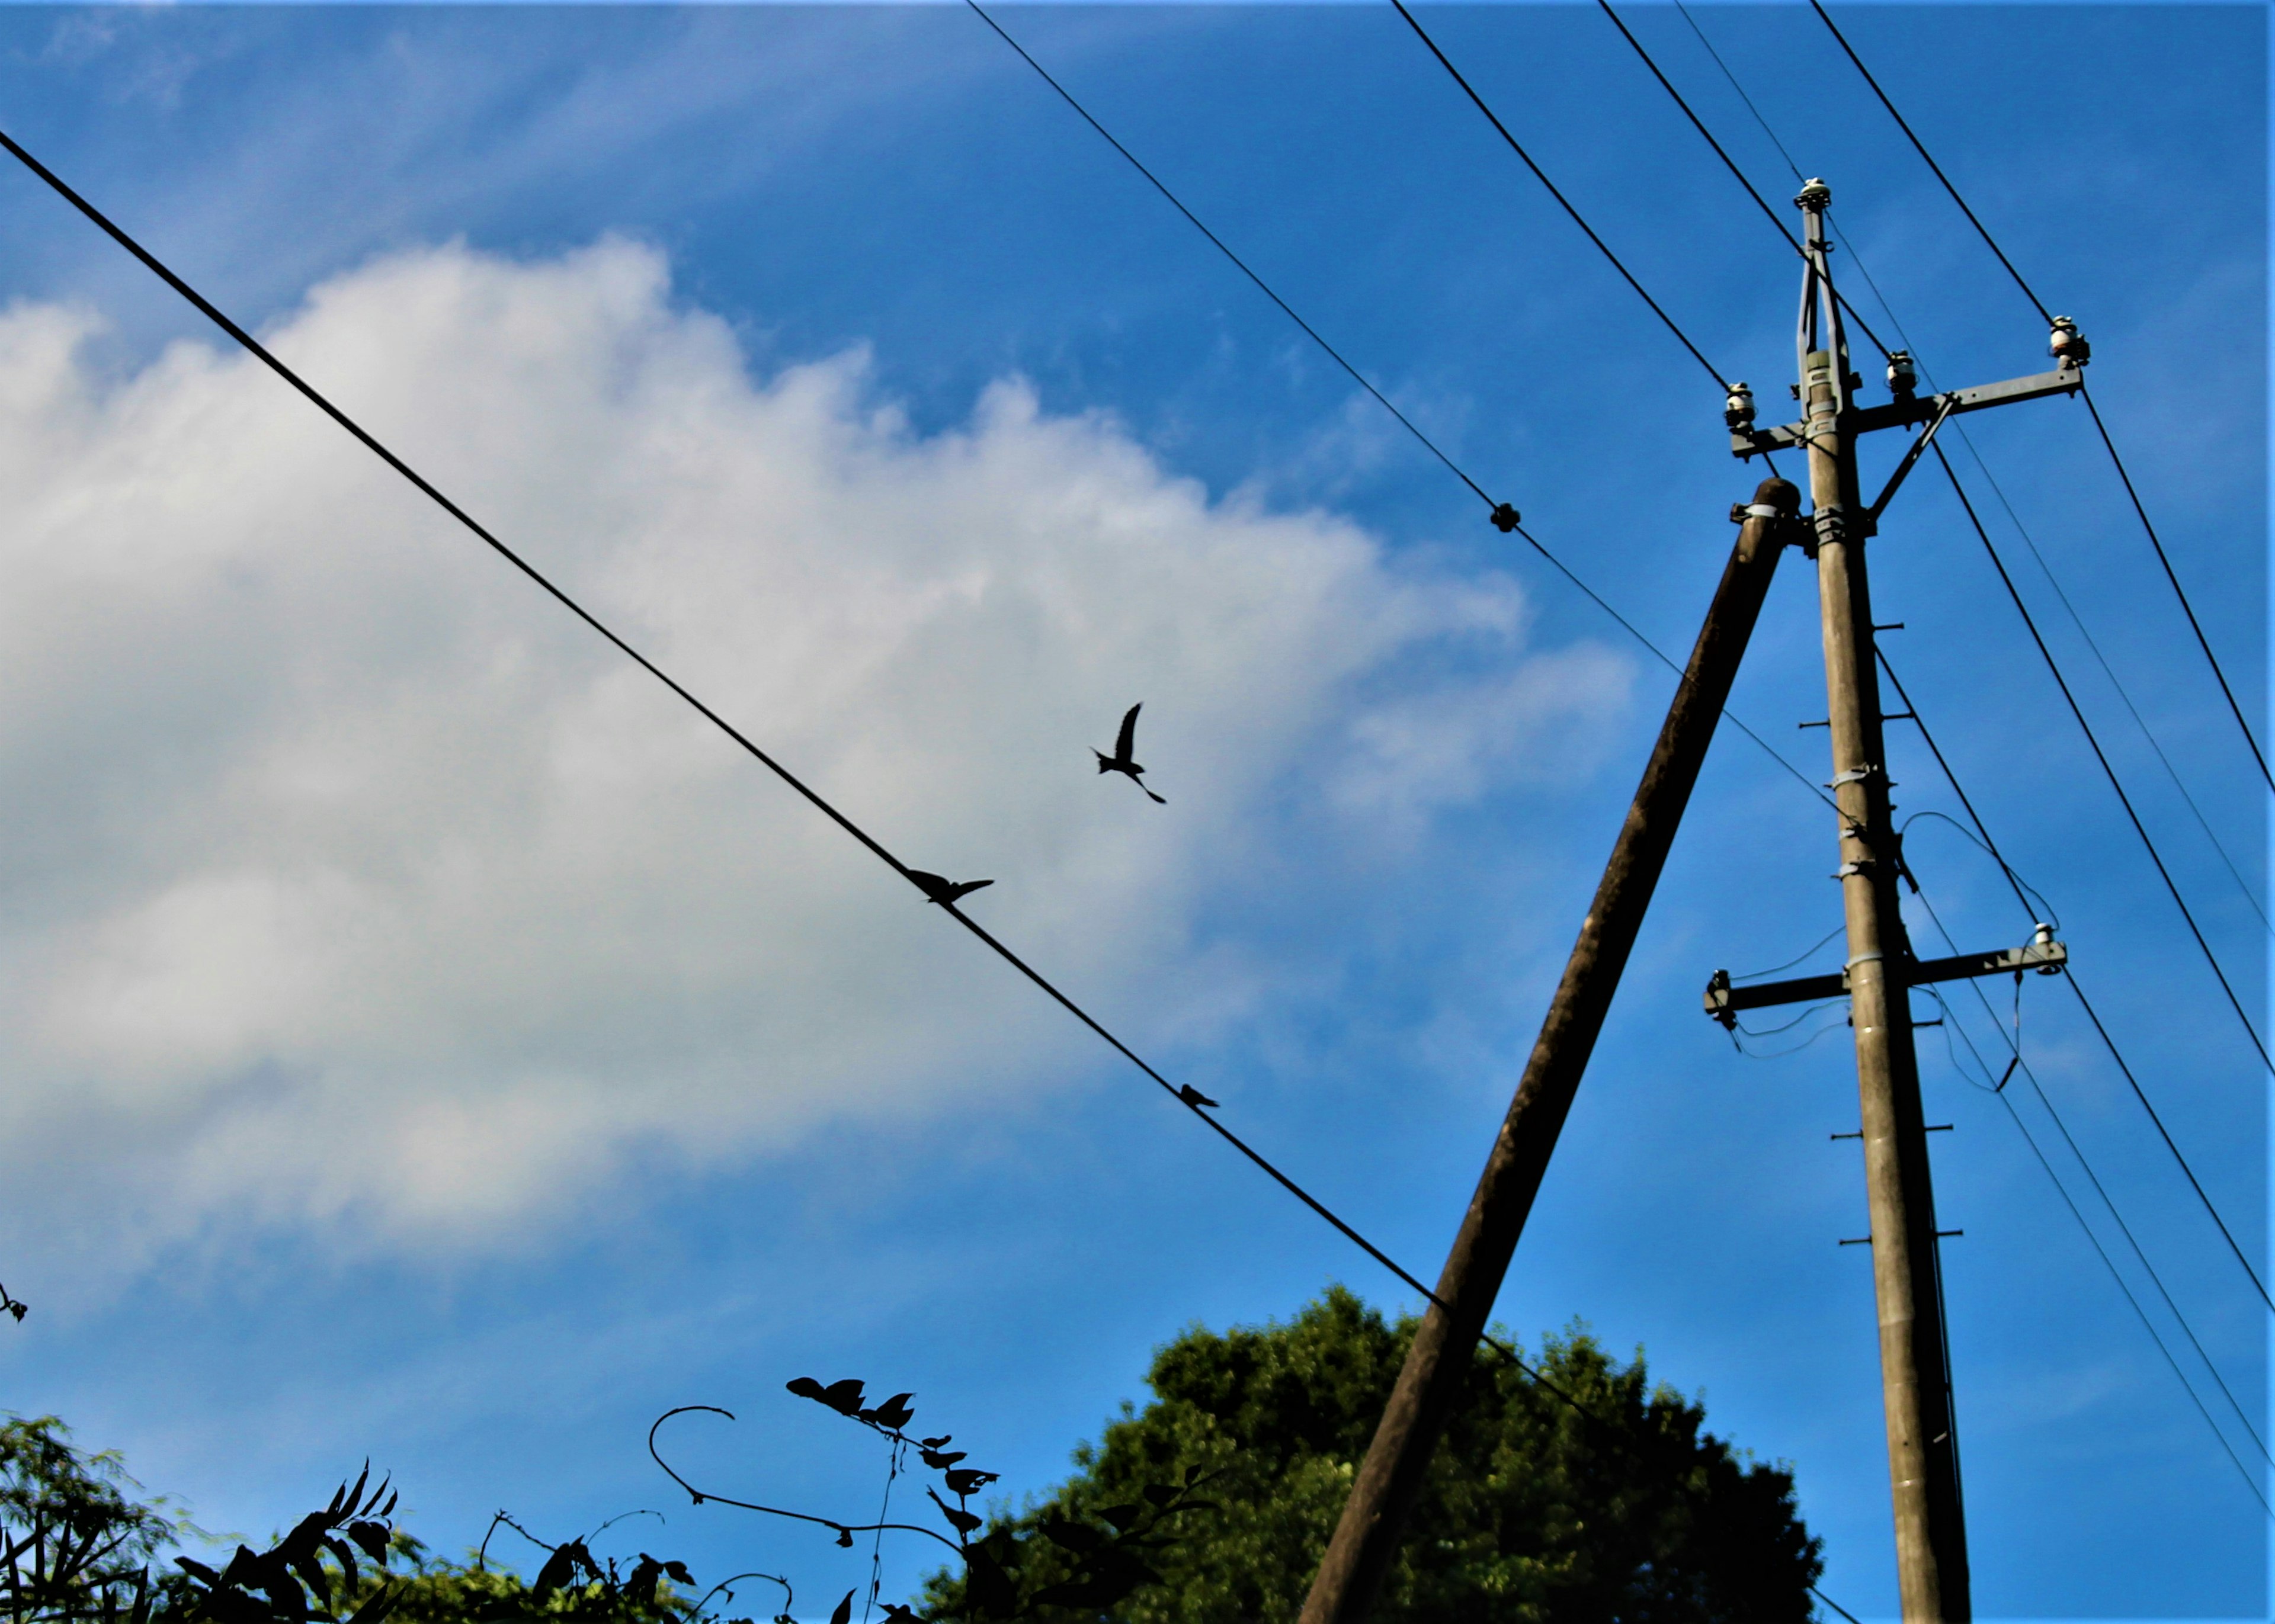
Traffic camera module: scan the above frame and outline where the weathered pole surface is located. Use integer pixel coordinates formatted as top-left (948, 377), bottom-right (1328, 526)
top-left (1793, 176), bottom-right (1969, 1623)
top-left (1296, 476), bottom-right (1799, 1624)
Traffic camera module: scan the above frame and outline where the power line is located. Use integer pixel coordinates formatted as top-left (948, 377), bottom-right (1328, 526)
top-left (1931, 444), bottom-right (2273, 1077)
top-left (1884, 650), bottom-right (2275, 1318)
top-left (1591, 0), bottom-right (1895, 364)
top-left (963, 0), bottom-right (1837, 825)
top-left (1921, 985), bottom-right (2273, 1519)
top-left (1385, 0), bottom-right (1732, 393)
top-left (2077, 381), bottom-right (2274, 795)
top-left (1806, 0), bottom-right (2273, 798)
top-left (1954, 448), bottom-right (2269, 936)
top-left (1909, 907), bottom-right (2273, 1484)
top-left (960, 1), bottom-right (1497, 515)
top-left (1803, 0), bottom-right (2050, 326)
top-left (0, 115), bottom-right (1531, 1372)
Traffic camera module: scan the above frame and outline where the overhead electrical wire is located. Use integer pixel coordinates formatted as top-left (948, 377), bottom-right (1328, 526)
top-left (1920, 984), bottom-right (2273, 1517)
top-left (1932, 445), bottom-right (2274, 1079)
top-left (1384, 0), bottom-right (1734, 394)
top-left (1670, 2), bottom-right (2273, 897)
top-left (1806, 0), bottom-right (2273, 796)
top-left (1887, 670), bottom-right (2274, 1504)
top-left (1590, 0), bottom-right (1895, 364)
top-left (1908, 894), bottom-right (2274, 1478)
top-left (1884, 651), bottom-right (2275, 1318)
top-left (0, 118), bottom-right (1571, 1379)
top-left (963, 0), bottom-right (1841, 827)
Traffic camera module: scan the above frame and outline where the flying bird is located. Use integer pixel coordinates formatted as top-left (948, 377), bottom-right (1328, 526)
top-left (1094, 703), bottom-right (1167, 804)
top-left (908, 870), bottom-right (994, 907)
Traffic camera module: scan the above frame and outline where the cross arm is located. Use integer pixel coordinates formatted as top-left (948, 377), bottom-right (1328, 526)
top-left (1729, 362), bottom-right (2085, 460)
top-left (1703, 935), bottom-right (2068, 1026)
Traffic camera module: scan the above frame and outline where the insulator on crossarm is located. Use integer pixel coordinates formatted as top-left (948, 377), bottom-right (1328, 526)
top-left (1885, 351), bottom-right (1917, 399)
top-left (1725, 380), bottom-right (1757, 431)
top-left (2049, 316), bottom-right (2090, 367)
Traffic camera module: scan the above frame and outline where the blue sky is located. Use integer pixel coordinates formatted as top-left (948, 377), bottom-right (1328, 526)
top-left (0, 5), bottom-right (2258, 1622)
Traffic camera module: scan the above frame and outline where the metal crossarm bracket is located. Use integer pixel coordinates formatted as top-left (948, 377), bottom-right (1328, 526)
top-left (1703, 934), bottom-right (2067, 1026)
top-left (1729, 362), bottom-right (2085, 460)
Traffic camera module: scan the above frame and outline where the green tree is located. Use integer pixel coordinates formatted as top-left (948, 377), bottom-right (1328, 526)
top-left (922, 1288), bottom-right (1821, 1624)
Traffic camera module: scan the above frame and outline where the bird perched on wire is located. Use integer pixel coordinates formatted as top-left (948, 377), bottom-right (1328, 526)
top-left (1093, 703), bottom-right (1167, 804)
top-left (908, 870), bottom-right (994, 907)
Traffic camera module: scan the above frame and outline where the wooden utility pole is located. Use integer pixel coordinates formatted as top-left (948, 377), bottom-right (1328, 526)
top-left (1792, 174), bottom-right (1969, 1623)
top-left (1299, 169), bottom-right (2085, 1624)
top-left (1296, 477), bottom-right (1799, 1624)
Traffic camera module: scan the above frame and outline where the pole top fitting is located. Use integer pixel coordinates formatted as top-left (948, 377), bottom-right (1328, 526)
top-left (1724, 380), bottom-right (1756, 431)
top-left (1886, 350), bottom-right (1917, 399)
top-left (1795, 176), bottom-right (1831, 211)
top-left (2049, 315), bottom-right (2091, 367)
top-left (1751, 476), bottom-right (1800, 513)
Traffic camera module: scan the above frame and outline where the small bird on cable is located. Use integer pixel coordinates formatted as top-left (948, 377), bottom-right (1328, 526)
top-left (1177, 1084), bottom-right (1218, 1109)
top-left (1094, 703), bottom-right (1167, 804)
top-left (908, 871), bottom-right (994, 907)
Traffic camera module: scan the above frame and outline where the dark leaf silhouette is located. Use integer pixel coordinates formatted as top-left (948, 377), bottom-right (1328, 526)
top-left (918, 1436), bottom-right (951, 1450)
top-left (826, 1588), bottom-right (854, 1624)
top-left (863, 1393), bottom-right (916, 1431)
top-left (784, 1378), bottom-right (828, 1403)
top-left (962, 1547), bottom-right (1018, 1622)
top-left (1040, 1517), bottom-right (1102, 1554)
top-left (833, 1528), bottom-right (854, 1549)
top-left (919, 1450), bottom-right (965, 1471)
top-left (942, 1468), bottom-right (997, 1497)
top-left (347, 1520), bottom-right (392, 1563)
top-left (1098, 1502), bottom-right (1145, 1532)
top-left (1140, 1483), bottom-right (1178, 1507)
top-left (663, 1560), bottom-right (693, 1586)
top-left (817, 1380), bottom-right (866, 1417)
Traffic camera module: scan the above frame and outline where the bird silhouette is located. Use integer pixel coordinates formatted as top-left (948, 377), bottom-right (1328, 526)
top-left (908, 870), bottom-right (994, 907)
top-left (1177, 1084), bottom-right (1218, 1109)
top-left (1094, 703), bottom-right (1167, 804)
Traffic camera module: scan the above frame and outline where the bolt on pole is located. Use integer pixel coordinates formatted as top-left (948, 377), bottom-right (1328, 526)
top-left (1296, 478), bottom-right (1799, 1624)
top-left (1794, 175), bottom-right (1970, 1623)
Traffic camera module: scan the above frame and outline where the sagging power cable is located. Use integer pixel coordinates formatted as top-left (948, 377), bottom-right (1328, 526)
top-left (1386, 0), bottom-right (1732, 393)
top-left (965, 0), bottom-right (1837, 824)
top-left (1931, 445), bottom-right (2274, 1079)
top-left (1885, 651), bottom-right (2275, 1318)
top-left (1806, 0), bottom-right (2273, 795)
top-left (0, 115), bottom-right (1545, 1375)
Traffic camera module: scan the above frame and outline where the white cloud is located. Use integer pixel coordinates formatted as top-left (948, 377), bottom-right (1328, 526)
top-left (0, 237), bottom-right (1630, 1259)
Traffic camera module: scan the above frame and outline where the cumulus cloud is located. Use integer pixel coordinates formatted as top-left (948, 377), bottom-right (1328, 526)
top-left (0, 237), bottom-right (1630, 1257)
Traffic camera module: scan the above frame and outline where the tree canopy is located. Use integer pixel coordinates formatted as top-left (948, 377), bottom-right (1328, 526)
top-left (922, 1288), bottom-right (1822, 1623)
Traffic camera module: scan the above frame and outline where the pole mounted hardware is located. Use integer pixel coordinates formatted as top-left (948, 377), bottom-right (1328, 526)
top-left (1702, 930), bottom-right (2069, 1029)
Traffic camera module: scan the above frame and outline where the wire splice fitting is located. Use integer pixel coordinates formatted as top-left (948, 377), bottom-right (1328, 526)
top-left (1489, 503), bottom-right (1521, 533)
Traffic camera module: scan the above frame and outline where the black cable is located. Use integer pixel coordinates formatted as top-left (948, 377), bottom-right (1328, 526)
top-left (1931, 443), bottom-right (2273, 1077)
top-left (1733, 923), bottom-right (1844, 983)
top-left (965, 2), bottom-right (1837, 823)
top-left (1386, 0), bottom-right (1731, 393)
top-left (1805, 0), bottom-right (2051, 326)
top-left (2077, 381), bottom-right (2274, 795)
top-left (1806, 0), bottom-right (2271, 799)
top-left (1591, 0), bottom-right (1895, 364)
top-left (1925, 996), bottom-right (2273, 1519)
top-left (1690, 12), bottom-right (2267, 936)
top-left (0, 115), bottom-right (1543, 1378)
top-left (962, 1), bottom-right (1497, 512)
top-left (1888, 651), bottom-right (2275, 1317)
top-left (1955, 445), bottom-right (2270, 935)
top-left (1914, 927), bottom-right (2273, 1477)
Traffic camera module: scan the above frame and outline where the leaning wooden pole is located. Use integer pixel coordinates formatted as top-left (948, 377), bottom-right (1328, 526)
top-left (1297, 476), bottom-right (1800, 1624)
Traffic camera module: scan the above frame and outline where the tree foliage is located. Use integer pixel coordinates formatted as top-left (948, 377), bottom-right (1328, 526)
top-left (921, 1288), bottom-right (1822, 1624)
